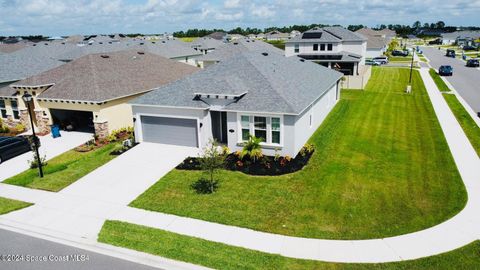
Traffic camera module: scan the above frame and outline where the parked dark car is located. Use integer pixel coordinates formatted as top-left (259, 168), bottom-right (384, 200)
top-left (392, 50), bottom-right (409, 57)
top-left (439, 65), bottom-right (453, 76)
top-left (428, 38), bottom-right (442, 45)
top-left (0, 136), bottom-right (34, 164)
top-left (446, 49), bottom-right (456, 58)
top-left (466, 59), bottom-right (480, 68)
top-left (462, 45), bottom-right (478, 51)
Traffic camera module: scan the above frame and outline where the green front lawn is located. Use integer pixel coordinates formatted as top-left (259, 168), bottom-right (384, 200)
top-left (388, 56), bottom-right (414, 62)
top-left (0, 197), bottom-right (32, 214)
top-left (429, 68), bottom-right (451, 92)
top-left (3, 143), bottom-right (119, 192)
top-left (265, 40), bottom-right (285, 50)
top-left (99, 220), bottom-right (480, 270)
top-left (443, 94), bottom-right (480, 157)
top-left (131, 67), bottom-right (466, 240)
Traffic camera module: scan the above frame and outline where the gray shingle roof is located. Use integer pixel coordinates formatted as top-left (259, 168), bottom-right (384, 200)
top-left (287, 26), bottom-right (366, 43)
top-left (196, 39), bottom-right (283, 62)
top-left (191, 37), bottom-right (224, 50)
top-left (0, 42), bottom-right (77, 83)
top-left (131, 51), bottom-right (342, 115)
top-left (4, 50), bottom-right (199, 102)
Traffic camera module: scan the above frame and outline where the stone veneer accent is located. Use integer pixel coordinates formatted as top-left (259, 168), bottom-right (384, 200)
top-left (34, 110), bottom-right (51, 135)
top-left (94, 121), bottom-right (109, 140)
top-left (3, 115), bottom-right (22, 130)
top-left (19, 109), bottom-right (31, 130)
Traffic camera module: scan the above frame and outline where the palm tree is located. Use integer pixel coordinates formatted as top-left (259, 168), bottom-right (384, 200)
top-left (239, 136), bottom-right (263, 162)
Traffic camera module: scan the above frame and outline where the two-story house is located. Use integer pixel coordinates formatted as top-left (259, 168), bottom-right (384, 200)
top-left (285, 27), bottom-right (367, 76)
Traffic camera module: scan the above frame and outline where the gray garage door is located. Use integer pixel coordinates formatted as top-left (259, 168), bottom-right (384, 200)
top-left (141, 116), bottom-right (198, 147)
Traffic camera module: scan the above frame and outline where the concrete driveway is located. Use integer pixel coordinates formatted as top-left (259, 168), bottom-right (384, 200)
top-left (0, 131), bottom-right (92, 181)
top-left (0, 142), bottom-right (198, 240)
top-left (421, 46), bottom-right (480, 114)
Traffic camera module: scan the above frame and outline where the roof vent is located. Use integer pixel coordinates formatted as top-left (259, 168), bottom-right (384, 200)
top-left (108, 41), bottom-right (112, 44)
top-left (32, 44), bottom-right (37, 46)
top-left (99, 42), bottom-right (103, 44)
top-left (44, 43), bottom-right (48, 45)
top-left (162, 40), bottom-right (166, 43)
top-left (137, 51), bottom-right (145, 55)
top-left (100, 55), bottom-right (110, 58)
top-left (139, 42), bottom-right (144, 45)
top-left (262, 52), bottom-right (268, 56)
top-left (151, 41), bottom-right (156, 44)
top-left (300, 59), bottom-right (305, 62)
top-left (233, 42), bottom-right (238, 45)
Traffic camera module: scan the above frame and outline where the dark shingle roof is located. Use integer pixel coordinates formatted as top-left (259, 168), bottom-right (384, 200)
top-left (5, 50), bottom-right (199, 102)
top-left (131, 51), bottom-right (342, 115)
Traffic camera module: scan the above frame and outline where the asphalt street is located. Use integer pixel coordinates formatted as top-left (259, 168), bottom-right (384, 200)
top-left (421, 46), bottom-right (480, 115)
top-left (0, 228), bottom-right (161, 270)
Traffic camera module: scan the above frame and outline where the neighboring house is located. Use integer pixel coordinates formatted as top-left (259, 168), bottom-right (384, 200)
top-left (441, 31), bottom-right (480, 46)
top-left (0, 42), bottom-right (77, 86)
top-left (206, 32), bottom-right (228, 41)
top-left (0, 50), bottom-right (198, 138)
top-left (190, 37), bottom-right (225, 55)
top-left (195, 39), bottom-right (283, 68)
top-left (355, 28), bottom-right (389, 58)
top-left (130, 51), bottom-right (343, 157)
top-left (265, 31), bottom-right (291, 41)
top-left (54, 39), bottom-right (202, 65)
top-left (141, 39), bottom-right (203, 65)
top-left (227, 34), bottom-right (245, 41)
top-left (290, 30), bottom-right (302, 38)
top-left (285, 26), bottom-right (367, 76)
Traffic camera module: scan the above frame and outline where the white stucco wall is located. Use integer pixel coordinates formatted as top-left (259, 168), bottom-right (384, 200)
top-left (292, 82), bottom-right (339, 154)
top-left (365, 48), bottom-right (384, 58)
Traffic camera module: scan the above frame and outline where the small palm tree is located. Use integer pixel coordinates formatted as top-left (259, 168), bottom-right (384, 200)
top-left (239, 135), bottom-right (263, 162)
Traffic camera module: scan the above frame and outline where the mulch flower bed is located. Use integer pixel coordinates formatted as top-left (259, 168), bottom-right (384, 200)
top-left (177, 146), bottom-right (315, 176)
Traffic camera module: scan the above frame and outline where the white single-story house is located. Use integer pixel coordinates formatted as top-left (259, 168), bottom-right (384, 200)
top-left (130, 51), bottom-right (342, 157)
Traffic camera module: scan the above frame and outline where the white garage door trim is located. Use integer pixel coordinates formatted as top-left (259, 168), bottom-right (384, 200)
top-left (137, 113), bottom-right (200, 148)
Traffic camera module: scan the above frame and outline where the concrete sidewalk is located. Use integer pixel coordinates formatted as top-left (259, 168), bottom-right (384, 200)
top-left (0, 131), bottom-right (91, 180)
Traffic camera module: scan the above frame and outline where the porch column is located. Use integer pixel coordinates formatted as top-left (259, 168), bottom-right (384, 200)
top-left (34, 110), bottom-right (51, 135)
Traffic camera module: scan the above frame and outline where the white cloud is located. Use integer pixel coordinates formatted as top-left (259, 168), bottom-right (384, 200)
top-left (215, 11), bottom-right (244, 21)
top-left (224, 0), bottom-right (241, 9)
top-left (250, 4), bottom-right (275, 18)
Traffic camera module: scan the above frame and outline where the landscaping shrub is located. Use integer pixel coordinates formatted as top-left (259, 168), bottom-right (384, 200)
top-left (28, 152), bottom-right (47, 169)
top-left (177, 143), bottom-right (315, 176)
top-left (15, 123), bottom-right (25, 133)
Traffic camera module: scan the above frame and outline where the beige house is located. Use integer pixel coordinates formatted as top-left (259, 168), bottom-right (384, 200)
top-left (0, 50), bottom-right (198, 138)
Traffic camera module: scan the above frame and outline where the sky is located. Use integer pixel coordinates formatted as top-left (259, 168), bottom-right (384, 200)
top-left (0, 0), bottom-right (479, 36)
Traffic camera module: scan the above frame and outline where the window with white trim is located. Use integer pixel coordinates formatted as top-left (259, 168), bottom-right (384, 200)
top-left (241, 115), bottom-right (250, 141)
top-left (11, 100), bottom-right (19, 120)
top-left (313, 44), bottom-right (318, 51)
top-left (294, 43), bottom-right (299, 53)
top-left (0, 100), bottom-right (6, 118)
top-left (254, 116), bottom-right (267, 141)
top-left (240, 115), bottom-right (282, 145)
top-left (271, 117), bottom-right (280, 144)
top-left (320, 44), bottom-right (325, 51)
top-left (327, 43), bottom-right (333, 51)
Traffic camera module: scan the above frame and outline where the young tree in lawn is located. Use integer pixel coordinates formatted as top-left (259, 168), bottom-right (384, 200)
top-left (199, 139), bottom-right (225, 193)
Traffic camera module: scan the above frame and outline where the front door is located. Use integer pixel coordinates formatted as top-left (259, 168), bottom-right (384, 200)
top-left (211, 111), bottom-right (228, 144)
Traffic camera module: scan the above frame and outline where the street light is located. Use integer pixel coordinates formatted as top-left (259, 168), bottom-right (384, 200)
top-left (406, 48), bottom-right (415, 94)
top-left (22, 93), bottom-right (43, 178)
